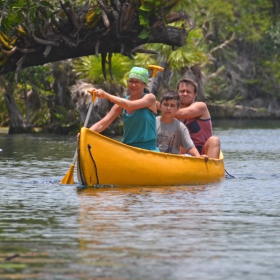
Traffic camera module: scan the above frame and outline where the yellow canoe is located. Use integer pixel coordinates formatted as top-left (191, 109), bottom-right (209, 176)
top-left (77, 127), bottom-right (225, 187)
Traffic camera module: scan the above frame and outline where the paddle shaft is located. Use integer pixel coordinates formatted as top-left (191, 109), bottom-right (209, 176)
top-left (72, 99), bottom-right (95, 164)
top-left (149, 76), bottom-right (157, 92)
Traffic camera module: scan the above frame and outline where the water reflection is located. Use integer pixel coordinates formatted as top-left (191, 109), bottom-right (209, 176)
top-left (76, 184), bottom-right (226, 279)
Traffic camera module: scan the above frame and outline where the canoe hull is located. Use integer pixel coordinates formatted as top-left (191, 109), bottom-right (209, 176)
top-left (77, 128), bottom-right (225, 187)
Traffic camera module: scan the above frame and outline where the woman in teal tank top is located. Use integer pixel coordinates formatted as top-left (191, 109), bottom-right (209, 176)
top-left (87, 67), bottom-right (159, 151)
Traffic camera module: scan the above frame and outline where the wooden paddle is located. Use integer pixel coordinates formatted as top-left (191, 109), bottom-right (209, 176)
top-left (60, 90), bottom-right (96, 184)
top-left (148, 65), bottom-right (164, 92)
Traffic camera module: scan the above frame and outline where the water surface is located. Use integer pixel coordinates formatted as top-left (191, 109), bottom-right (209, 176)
top-left (0, 122), bottom-right (280, 279)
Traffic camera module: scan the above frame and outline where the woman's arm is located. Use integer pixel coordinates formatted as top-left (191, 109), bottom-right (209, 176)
top-left (91, 89), bottom-right (156, 112)
top-left (89, 104), bottom-right (122, 133)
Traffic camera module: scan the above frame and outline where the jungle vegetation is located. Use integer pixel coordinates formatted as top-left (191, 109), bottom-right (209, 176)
top-left (0, 0), bottom-right (279, 134)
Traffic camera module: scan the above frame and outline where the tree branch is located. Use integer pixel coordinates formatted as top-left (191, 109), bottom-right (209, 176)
top-left (0, 1), bottom-right (187, 75)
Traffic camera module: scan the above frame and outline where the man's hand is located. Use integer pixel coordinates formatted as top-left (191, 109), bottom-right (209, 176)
top-left (201, 154), bottom-right (209, 162)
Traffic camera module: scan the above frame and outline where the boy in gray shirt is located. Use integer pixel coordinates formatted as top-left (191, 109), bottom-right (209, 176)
top-left (156, 91), bottom-right (201, 156)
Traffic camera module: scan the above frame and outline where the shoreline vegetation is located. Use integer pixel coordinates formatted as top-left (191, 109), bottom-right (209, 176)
top-left (1, 104), bottom-right (280, 135)
top-left (208, 104), bottom-right (280, 119)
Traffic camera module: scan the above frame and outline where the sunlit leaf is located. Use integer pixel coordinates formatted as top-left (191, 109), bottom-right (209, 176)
top-left (138, 29), bottom-right (150, 39)
top-left (140, 4), bottom-right (153, 12)
top-left (40, 1), bottom-right (54, 9)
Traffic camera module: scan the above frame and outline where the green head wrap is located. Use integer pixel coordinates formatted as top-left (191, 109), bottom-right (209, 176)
top-left (128, 67), bottom-right (148, 84)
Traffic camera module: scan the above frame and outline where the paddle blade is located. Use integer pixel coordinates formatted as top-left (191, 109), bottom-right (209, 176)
top-left (60, 164), bottom-right (75, 184)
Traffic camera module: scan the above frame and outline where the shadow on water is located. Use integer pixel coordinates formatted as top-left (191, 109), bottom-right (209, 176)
top-left (76, 183), bottom-right (212, 195)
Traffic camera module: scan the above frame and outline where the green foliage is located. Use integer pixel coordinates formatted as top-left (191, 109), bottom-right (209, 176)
top-left (189, 0), bottom-right (279, 102)
top-left (17, 65), bottom-right (53, 88)
top-left (74, 54), bottom-right (133, 85)
top-left (2, 65), bottom-right (58, 128)
top-left (138, 0), bottom-right (193, 38)
top-left (168, 27), bottom-right (209, 69)
top-left (47, 105), bottom-right (80, 134)
top-left (143, 26), bottom-right (208, 79)
top-left (53, 106), bottom-right (79, 126)
top-left (2, 0), bottom-right (55, 32)
top-left (172, 0), bottom-right (196, 13)
top-left (73, 53), bottom-right (158, 86)
top-left (204, 75), bottom-right (229, 101)
top-left (193, 0), bottom-right (272, 42)
top-left (259, 55), bottom-right (280, 97)
top-left (266, 21), bottom-right (280, 48)
top-left (138, 0), bottom-right (165, 38)
top-left (0, 93), bottom-right (8, 125)
top-left (234, 0), bottom-right (272, 41)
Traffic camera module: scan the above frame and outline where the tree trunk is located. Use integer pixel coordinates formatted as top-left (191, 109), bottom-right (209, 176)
top-left (3, 79), bottom-right (33, 134)
top-left (52, 61), bottom-right (72, 108)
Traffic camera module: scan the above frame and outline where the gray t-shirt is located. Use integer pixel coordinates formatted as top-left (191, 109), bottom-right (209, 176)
top-left (156, 117), bottom-right (195, 154)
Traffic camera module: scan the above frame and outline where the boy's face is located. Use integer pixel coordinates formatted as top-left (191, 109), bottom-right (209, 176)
top-left (160, 99), bottom-right (179, 117)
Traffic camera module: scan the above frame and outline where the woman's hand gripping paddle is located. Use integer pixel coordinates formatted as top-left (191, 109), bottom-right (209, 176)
top-left (60, 90), bottom-right (96, 185)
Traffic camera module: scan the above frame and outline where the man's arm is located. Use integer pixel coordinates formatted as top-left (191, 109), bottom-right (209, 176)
top-left (175, 102), bottom-right (210, 119)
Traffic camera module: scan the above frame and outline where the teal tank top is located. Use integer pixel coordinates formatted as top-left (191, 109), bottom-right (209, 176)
top-left (122, 95), bottom-right (158, 151)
